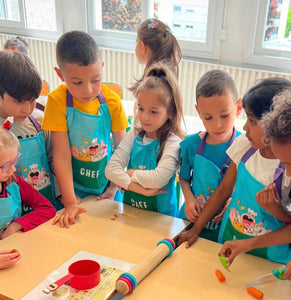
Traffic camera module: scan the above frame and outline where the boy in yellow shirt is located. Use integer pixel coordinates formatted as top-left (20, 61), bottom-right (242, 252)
top-left (42, 31), bottom-right (128, 228)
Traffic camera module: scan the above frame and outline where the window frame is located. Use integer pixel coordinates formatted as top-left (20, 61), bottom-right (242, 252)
top-left (87, 0), bottom-right (225, 60)
top-left (0, 0), bottom-right (63, 41)
top-left (244, 0), bottom-right (291, 71)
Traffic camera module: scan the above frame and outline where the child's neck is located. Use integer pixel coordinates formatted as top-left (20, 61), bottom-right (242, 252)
top-left (259, 146), bottom-right (277, 159)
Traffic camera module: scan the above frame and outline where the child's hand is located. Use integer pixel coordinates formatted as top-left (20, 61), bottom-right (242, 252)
top-left (52, 205), bottom-right (87, 228)
top-left (177, 228), bottom-right (199, 248)
top-left (212, 198), bottom-right (231, 222)
top-left (0, 222), bottom-right (23, 240)
top-left (141, 188), bottom-right (167, 197)
top-left (97, 184), bottom-right (117, 200)
top-left (282, 261), bottom-right (291, 280)
top-left (0, 249), bottom-right (21, 269)
top-left (126, 169), bottom-right (135, 177)
top-left (185, 196), bottom-right (201, 222)
top-left (256, 183), bottom-right (282, 215)
top-left (219, 240), bottom-right (248, 268)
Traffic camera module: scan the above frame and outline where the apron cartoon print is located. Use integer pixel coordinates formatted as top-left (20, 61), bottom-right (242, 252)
top-left (16, 113), bottom-right (56, 214)
top-left (219, 147), bottom-right (291, 264)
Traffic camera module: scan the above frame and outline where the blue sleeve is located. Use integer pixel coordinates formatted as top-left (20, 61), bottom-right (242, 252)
top-left (180, 133), bottom-right (201, 181)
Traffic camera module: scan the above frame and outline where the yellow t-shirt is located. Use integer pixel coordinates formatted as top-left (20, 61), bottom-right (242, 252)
top-left (42, 84), bottom-right (128, 132)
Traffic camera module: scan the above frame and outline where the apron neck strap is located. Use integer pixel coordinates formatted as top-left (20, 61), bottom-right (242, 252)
top-left (35, 102), bottom-right (45, 112)
top-left (196, 129), bottom-right (237, 177)
top-left (28, 115), bottom-right (41, 132)
top-left (241, 147), bottom-right (257, 163)
top-left (274, 162), bottom-right (285, 198)
top-left (66, 90), bottom-right (106, 107)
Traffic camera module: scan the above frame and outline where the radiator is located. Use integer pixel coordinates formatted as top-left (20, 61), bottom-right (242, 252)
top-left (1, 33), bottom-right (291, 116)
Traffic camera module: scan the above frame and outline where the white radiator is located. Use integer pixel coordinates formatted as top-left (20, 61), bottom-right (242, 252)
top-left (1, 33), bottom-right (291, 116)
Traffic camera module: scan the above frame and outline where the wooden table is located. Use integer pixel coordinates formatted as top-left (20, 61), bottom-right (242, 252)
top-left (0, 197), bottom-right (189, 299)
top-left (124, 238), bottom-right (291, 300)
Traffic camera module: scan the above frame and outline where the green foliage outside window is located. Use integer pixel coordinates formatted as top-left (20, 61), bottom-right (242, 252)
top-left (102, 0), bottom-right (142, 32)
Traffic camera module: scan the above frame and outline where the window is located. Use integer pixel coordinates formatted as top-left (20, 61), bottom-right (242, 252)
top-left (87, 0), bottom-right (224, 60)
top-left (0, 0), bottom-right (62, 40)
top-left (244, 0), bottom-right (291, 71)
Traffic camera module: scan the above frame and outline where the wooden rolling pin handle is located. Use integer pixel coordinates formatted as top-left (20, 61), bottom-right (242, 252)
top-left (116, 239), bottom-right (175, 295)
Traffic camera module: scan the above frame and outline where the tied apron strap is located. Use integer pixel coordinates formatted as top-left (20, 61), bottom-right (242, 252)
top-left (28, 115), bottom-right (41, 132)
top-left (273, 162), bottom-right (285, 198)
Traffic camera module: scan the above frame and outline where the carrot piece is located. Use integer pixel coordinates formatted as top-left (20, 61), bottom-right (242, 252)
top-left (247, 287), bottom-right (264, 299)
top-left (215, 269), bottom-right (225, 282)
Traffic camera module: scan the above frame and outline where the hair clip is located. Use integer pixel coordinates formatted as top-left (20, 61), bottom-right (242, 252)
top-left (165, 29), bottom-right (171, 37)
top-left (3, 116), bottom-right (14, 130)
top-left (147, 19), bottom-right (159, 29)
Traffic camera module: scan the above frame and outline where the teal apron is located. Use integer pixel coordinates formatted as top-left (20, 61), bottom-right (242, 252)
top-left (66, 90), bottom-right (112, 198)
top-left (218, 147), bottom-right (291, 264)
top-left (0, 182), bottom-right (22, 233)
top-left (16, 106), bottom-right (56, 214)
top-left (178, 130), bottom-right (236, 242)
top-left (123, 136), bottom-right (177, 217)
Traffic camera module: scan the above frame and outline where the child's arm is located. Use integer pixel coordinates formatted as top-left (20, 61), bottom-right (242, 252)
top-left (219, 223), bottom-right (291, 268)
top-left (127, 182), bottom-right (167, 196)
top-left (0, 176), bottom-right (56, 239)
top-left (130, 136), bottom-right (180, 189)
top-left (51, 132), bottom-right (86, 227)
top-left (106, 130), bottom-right (138, 190)
top-left (179, 176), bottom-right (201, 222)
top-left (256, 183), bottom-right (291, 223)
top-left (0, 250), bottom-right (21, 269)
top-left (97, 129), bottom-right (126, 200)
top-left (178, 161), bottom-right (237, 248)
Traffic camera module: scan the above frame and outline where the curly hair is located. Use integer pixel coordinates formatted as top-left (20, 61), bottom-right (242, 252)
top-left (261, 88), bottom-right (291, 144)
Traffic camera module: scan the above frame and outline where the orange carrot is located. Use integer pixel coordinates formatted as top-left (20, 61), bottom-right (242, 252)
top-left (247, 287), bottom-right (264, 299)
top-left (215, 269), bottom-right (225, 282)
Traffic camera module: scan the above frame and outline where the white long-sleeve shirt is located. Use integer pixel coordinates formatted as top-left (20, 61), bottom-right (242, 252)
top-left (105, 129), bottom-right (181, 190)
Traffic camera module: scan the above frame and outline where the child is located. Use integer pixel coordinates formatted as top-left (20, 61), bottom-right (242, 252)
top-left (0, 249), bottom-right (21, 269)
top-left (42, 31), bottom-right (128, 227)
top-left (178, 77), bottom-right (291, 264)
top-left (178, 70), bottom-right (242, 242)
top-left (0, 51), bottom-right (58, 212)
top-left (219, 88), bottom-right (291, 271)
top-left (105, 62), bottom-right (185, 217)
top-left (0, 128), bottom-right (56, 240)
top-left (135, 18), bottom-right (182, 78)
top-left (3, 36), bottom-right (28, 54)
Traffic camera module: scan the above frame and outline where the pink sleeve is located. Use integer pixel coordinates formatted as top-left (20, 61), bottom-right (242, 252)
top-left (13, 175), bottom-right (56, 231)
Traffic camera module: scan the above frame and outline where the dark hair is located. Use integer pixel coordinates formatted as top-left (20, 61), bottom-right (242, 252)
top-left (196, 70), bottom-right (238, 104)
top-left (262, 88), bottom-right (291, 144)
top-left (243, 77), bottom-right (291, 119)
top-left (133, 62), bottom-right (185, 161)
top-left (4, 36), bottom-right (28, 54)
top-left (0, 51), bottom-right (42, 101)
top-left (137, 18), bottom-right (182, 77)
top-left (56, 31), bottom-right (102, 69)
